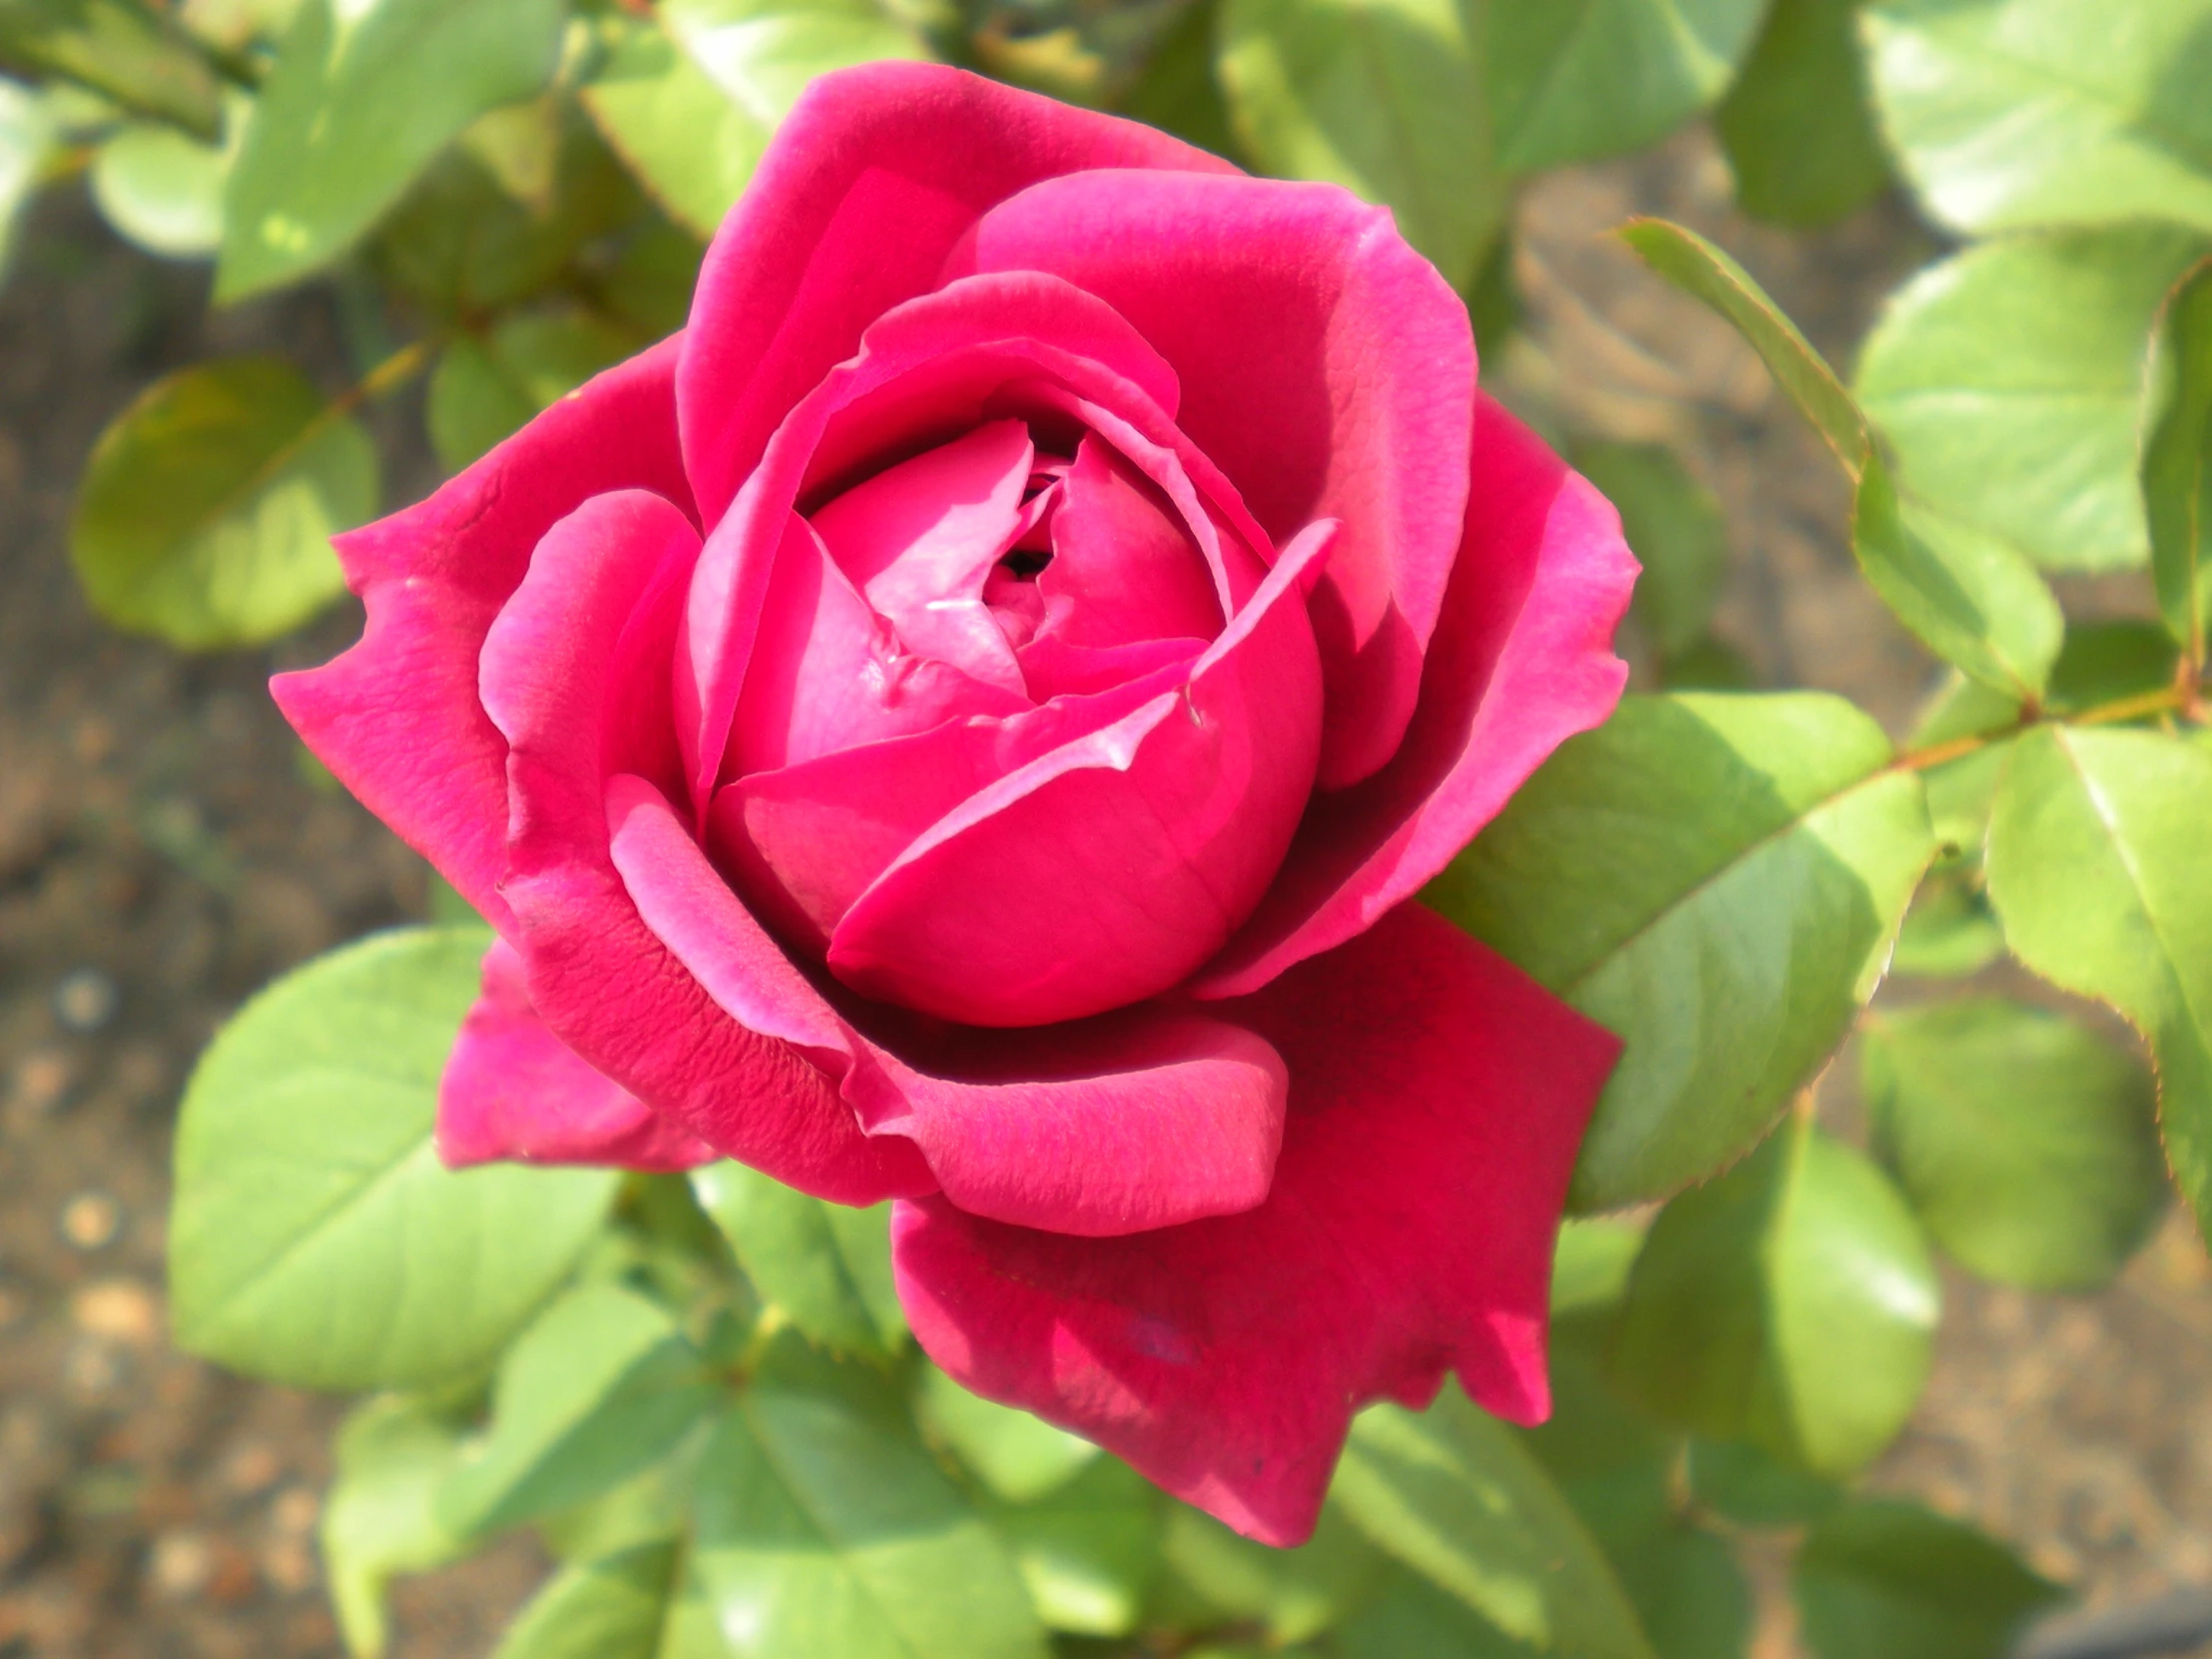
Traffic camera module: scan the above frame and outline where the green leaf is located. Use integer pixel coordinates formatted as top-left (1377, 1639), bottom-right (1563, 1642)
top-left (1863, 0), bottom-right (2212, 237)
top-left (1890, 867), bottom-right (2003, 977)
top-left (217, 0), bottom-right (565, 299)
top-left (1428, 693), bottom-right (1935, 1210)
top-left (1483, 0), bottom-right (1766, 176)
top-left (915, 1363), bottom-right (1097, 1504)
top-left (1608, 1115), bottom-right (1938, 1476)
top-left (691, 1161), bottom-right (905, 1361)
top-left (170, 925), bottom-right (619, 1390)
top-left (1715, 0), bottom-right (1890, 228)
top-left (582, 0), bottom-right (922, 241)
top-left (437, 1282), bottom-right (722, 1539)
top-left (1121, 0), bottom-right (1241, 161)
top-left (596, 215), bottom-right (708, 339)
top-left (493, 1542), bottom-right (682, 1659)
top-left (1606, 1525), bottom-right (1749, 1659)
top-left (1686, 1438), bottom-right (1841, 1530)
top-left (1217, 0), bottom-right (1503, 286)
top-left (1793, 1499), bottom-right (2065, 1659)
top-left (1856, 227), bottom-right (2208, 574)
top-left (1570, 440), bottom-right (1727, 658)
top-left (427, 308), bottom-right (639, 474)
top-left (0, 75), bottom-right (54, 278)
top-left (2146, 257), bottom-right (2212, 662)
top-left (0, 0), bottom-right (224, 136)
top-left (990, 1456), bottom-right (1161, 1637)
top-left (1333, 1383), bottom-right (1656, 1659)
top-left (1334, 1567), bottom-right (1544, 1657)
top-left (1862, 997), bottom-right (2165, 1290)
top-left (685, 1338), bottom-right (1049, 1659)
top-left (1159, 1499), bottom-right (1388, 1644)
top-left (91, 120), bottom-right (227, 258)
top-left (1550, 1219), bottom-right (1646, 1319)
top-left (1985, 725), bottom-right (2212, 1240)
top-left (323, 1395), bottom-right (473, 1657)
top-left (70, 355), bottom-right (376, 649)
top-left (2047, 618), bottom-right (2183, 713)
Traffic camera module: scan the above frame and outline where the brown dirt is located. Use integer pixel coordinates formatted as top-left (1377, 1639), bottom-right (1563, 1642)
top-left (0, 127), bottom-right (2205, 1658)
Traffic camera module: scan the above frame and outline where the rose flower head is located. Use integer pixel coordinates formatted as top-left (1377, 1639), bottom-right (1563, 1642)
top-left (276, 62), bottom-right (1638, 1546)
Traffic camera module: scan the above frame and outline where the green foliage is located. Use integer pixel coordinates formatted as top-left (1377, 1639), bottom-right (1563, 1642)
top-left (1863, 997), bottom-right (2167, 1290)
top-left (322, 1395), bottom-right (474, 1657)
top-left (1716, 0), bottom-right (1891, 227)
top-left (91, 120), bottom-right (226, 257)
top-left (914, 1362), bottom-right (1098, 1503)
top-left (427, 307), bottom-right (639, 472)
top-left (1793, 1500), bottom-right (2065, 1659)
top-left (691, 1161), bottom-right (906, 1361)
top-left (1890, 867), bottom-right (2003, 976)
top-left (0, 0), bottom-right (225, 137)
top-left (0, 75), bottom-right (53, 276)
top-left (492, 1542), bottom-right (683, 1659)
top-left (70, 355), bottom-right (376, 649)
top-left (2146, 258), bottom-right (2212, 664)
top-left (1569, 439), bottom-right (1727, 662)
top-left (989, 1455), bottom-right (1161, 1635)
top-left (1430, 693), bottom-right (1934, 1210)
top-left (169, 925), bottom-right (619, 1389)
top-left (1609, 1113), bottom-right (1938, 1476)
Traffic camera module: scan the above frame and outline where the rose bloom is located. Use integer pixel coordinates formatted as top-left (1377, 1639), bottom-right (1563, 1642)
top-left (279, 63), bottom-right (1637, 1544)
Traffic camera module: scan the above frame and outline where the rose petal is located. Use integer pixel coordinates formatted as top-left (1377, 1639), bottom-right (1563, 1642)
top-left (484, 491), bottom-right (932, 1205)
top-left (677, 61), bottom-right (1233, 522)
top-left (950, 170), bottom-right (1475, 788)
top-left (828, 523), bottom-right (1330, 1026)
top-left (438, 938), bottom-right (715, 1172)
top-left (1036, 433), bottom-right (1223, 651)
top-left (891, 902), bottom-right (1618, 1545)
top-left (272, 339), bottom-right (693, 930)
top-left (1192, 395), bottom-right (1636, 998)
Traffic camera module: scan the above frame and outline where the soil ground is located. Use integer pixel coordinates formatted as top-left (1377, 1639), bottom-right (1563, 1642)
top-left (1, 128), bottom-right (2207, 1658)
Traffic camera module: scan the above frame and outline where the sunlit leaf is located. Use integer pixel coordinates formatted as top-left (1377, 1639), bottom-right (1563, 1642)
top-left (492, 1542), bottom-right (682, 1659)
top-left (2145, 257), bottom-right (2212, 663)
top-left (691, 1162), bottom-right (905, 1361)
top-left (91, 120), bottom-right (226, 257)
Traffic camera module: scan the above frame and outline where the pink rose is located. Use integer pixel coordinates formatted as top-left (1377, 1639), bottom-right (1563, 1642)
top-left (278, 63), bottom-right (1636, 1544)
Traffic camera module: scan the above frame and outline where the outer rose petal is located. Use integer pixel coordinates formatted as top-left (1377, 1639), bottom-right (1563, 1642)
top-left (273, 338), bottom-right (693, 931)
top-left (483, 491), bottom-right (932, 1205)
top-left (1192, 394), bottom-right (1637, 999)
top-left (950, 170), bottom-right (1475, 788)
top-left (891, 902), bottom-right (1619, 1546)
top-left (438, 938), bottom-right (715, 1173)
top-left (677, 61), bottom-right (1235, 521)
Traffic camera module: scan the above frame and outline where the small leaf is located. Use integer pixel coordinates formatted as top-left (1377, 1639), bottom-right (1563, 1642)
top-left (915, 1363), bottom-right (1098, 1504)
top-left (1217, 0), bottom-right (1503, 286)
top-left (2145, 257), bottom-right (2212, 664)
top-left (1985, 726), bottom-right (2212, 1242)
top-left (1862, 0), bottom-right (2212, 237)
top-left (218, 0), bottom-right (565, 299)
top-left (1483, 0), bottom-right (1766, 176)
top-left (1862, 997), bottom-right (2166, 1290)
top-left (0, 0), bottom-right (224, 136)
top-left (322, 1396), bottom-right (473, 1658)
top-left (71, 355), bottom-right (376, 649)
top-left (170, 925), bottom-right (618, 1390)
top-left (436, 1282), bottom-right (722, 1539)
top-left (1570, 439), bottom-right (1727, 658)
top-left (1333, 1384), bottom-right (1657, 1659)
top-left (1856, 227), bottom-right (2208, 574)
top-left (1428, 693), bottom-right (1935, 1210)
top-left (1715, 0), bottom-right (1890, 228)
top-left (91, 121), bottom-right (227, 257)
top-left (492, 1542), bottom-right (682, 1659)
top-left (427, 308), bottom-right (639, 474)
top-left (1793, 1500), bottom-right (2065, 1659)
top-left (1609, 1114), bottom-right (1938, 1476)
top-left (691, 1161), bottom-right (905, 1360)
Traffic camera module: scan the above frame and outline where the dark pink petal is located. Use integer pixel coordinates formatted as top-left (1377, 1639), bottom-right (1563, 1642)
top-left (828, 524), bottom-right (1330, 1027)
top-left (950, 171), bottom-right (1475, 788)
top-left (437, 938), bottom-right (714, 1173)
top-left (677, 62), bottom-right (1233, 521)
top-left (1037, 434), bottom-right (1222, 650)
top-left (484, 492), bottom-right (932, 1205)
top-left (892, 902), bottom-right (1618, 1545)
top-left (272, 339), bottom-right (692, 929)
top-left (612, 776), bottom-right (1288, 1236)
top-left (1192, 395), bottom-right (1635, 999)
top-left (1015, 634), bottom-right (1204, 701)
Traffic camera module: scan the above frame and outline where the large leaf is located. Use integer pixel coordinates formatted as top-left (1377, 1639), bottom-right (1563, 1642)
top-left (1856, 227), bottom-right (2208, 573)
top-left (1620, 219), bottom-right (2063, 697)
top-left (170, 926), bottom-right (619, 1390)
top-left (1608, 1114), bottom-right (1938, 1476)
top-left (683, 1338), bottom-right (1048, 1659)
top-left (1863, 997), bottom-right (2166, 1290)
top-left (1217, 0), bottom-right (1502, 286)
top-left (1863, 0), bottom-right (2212, 237)
top-left (1428, 693), bottom-right (1934, 1210)
top-left (1333, 1383), bottom-right (1656, 1659)
top-left (1715, 0), bottom-right (1890, 228)
top-left (1482, 0), bottom-right (1766, 175)
top-left (0, 0), bottom-right (223, 135)
top-left (691, 1161), bottom-right (905, 1361)
top-left (436, 1282), bottom-right (722, 1538)
top-left (1793, 1500), bottom-right (2064, 1659)
top-left (2145, 257), bottom-right (2212, 663)
top-left (322, 1396), bottom-right (473, 1658)
top-left (1985, 726), bottom-right (2212, 1239)
top-left (70, 356), bottom-right (376, 649)
top-left (493, 1542), bottom-right (683, 1659)
top-left (218, 0), bottom-right (565, 299)
top-left (91, 121), bottom-right (227, 258)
